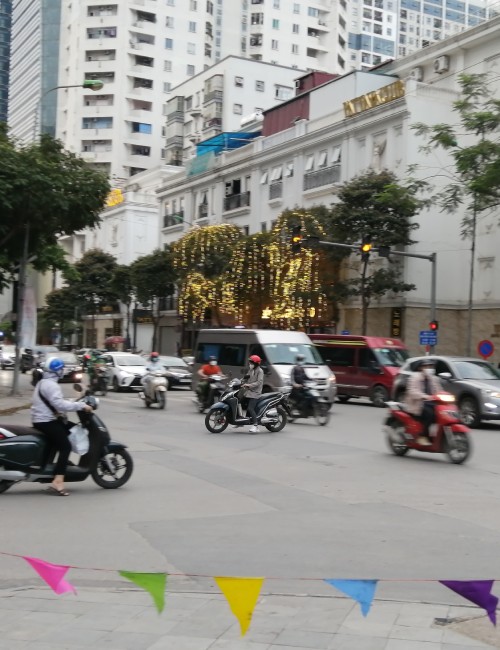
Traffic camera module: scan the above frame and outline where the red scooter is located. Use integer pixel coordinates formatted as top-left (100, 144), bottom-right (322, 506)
top-left (384, 393), bottom-right (471, 464)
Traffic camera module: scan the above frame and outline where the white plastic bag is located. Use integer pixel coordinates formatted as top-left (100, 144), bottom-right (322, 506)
top-left (68, 424), bottom-right (89, 455)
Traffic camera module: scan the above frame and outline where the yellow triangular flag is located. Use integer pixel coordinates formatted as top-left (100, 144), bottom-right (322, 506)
top-left (214, 576), bottom-right (264, 636)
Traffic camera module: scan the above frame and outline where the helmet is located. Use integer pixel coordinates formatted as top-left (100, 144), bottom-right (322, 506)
top-left (47, 358), bottom-right (65, 376)
top-left (209, 355), bottom-right (217, 361)
top-left (296, 354), bottom-right (305, 362)
top-left (249, 355), bottom-right (261, 364)
top-left (150, 352), bottom-right (159, 359)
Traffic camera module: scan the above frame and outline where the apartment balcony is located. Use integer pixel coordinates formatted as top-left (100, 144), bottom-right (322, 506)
top-left (203, 90), bottom-right (223, 105)
top-left (223, 192), bottom-right (250, 213)
top-left (126, 131), bottom-right (152, 142)
top-left (81, 104), bottom-right (114, 116)
top-left (269, 181), bottom-right (283, 200)
top-left (126, 152), bottom-right (151, 167)
top-left (198, 203), bottom-right (209, 219)
top-left (163, 211), bottom-right (184, 228)
top-left (128, 84), bottom-right (153, 98)
top-left (132, 19), bottom-right (157, 32)
top-left (167, 111), bottom-right (184, 125)
top-left (128, 40), bottom-right (155, 56)
top-left (166, 135), bottom-right (183, 148)
top-left (127, 108), bottom-right (153, 122)
top-left (303, 165), bottom-right (341, 191)
top-left (81, 150), bottom-right (113, 162)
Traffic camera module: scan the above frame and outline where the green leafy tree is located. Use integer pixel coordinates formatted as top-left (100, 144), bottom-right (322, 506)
top-left (42, 287), bottom-right (79, 345)
top-left (412, 72), bottom-right (500, 353)
top-left (110, 265), bottom-right (135, 349)
top-left (130, 249), bottom-right (177, 351)
top-left (326, 170), bottom-right (424, 334)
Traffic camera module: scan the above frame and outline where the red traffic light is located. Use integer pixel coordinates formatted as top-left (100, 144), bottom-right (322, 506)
top-left (429, 320), bottom-right (439, 331)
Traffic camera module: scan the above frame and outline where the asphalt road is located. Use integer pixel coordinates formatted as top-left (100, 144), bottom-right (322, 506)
top-left (1, 377), bottom-right (500, 608)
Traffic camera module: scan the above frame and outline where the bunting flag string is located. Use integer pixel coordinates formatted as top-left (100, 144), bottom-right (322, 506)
top-left (0, 550), bottom-right (498, 637)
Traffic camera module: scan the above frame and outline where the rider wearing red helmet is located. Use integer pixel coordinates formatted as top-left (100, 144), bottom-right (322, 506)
top-left (243, 355), bottom-right (264, 433)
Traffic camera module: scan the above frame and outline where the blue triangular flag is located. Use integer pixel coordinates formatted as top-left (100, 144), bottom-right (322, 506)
top-left (325, 579), bottom-right (378, 616)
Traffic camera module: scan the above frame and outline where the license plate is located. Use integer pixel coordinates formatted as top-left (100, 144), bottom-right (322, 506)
top-left (179, 378), bottom-right (191, 383)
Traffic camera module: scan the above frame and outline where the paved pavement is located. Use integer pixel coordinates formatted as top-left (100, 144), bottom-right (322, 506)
top-left (0, 370), bottom-right (32, 415)
top-left (1, 583), bottom-right (499, 649)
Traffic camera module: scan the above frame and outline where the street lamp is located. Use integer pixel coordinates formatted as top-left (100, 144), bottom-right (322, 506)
top-left (33, 79), bottom-right (104, 139)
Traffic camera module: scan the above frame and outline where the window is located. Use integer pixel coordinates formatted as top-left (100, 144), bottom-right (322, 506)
top-left (275, 84), bottom-right (292, 100)
top-left (292, 43), bottom-right (299, 54)
top-left (235, 76), bottom-right (244, 87)
top-left (318, 150), bottom-right (328, 167)
top-left (163, 82), bottom-right (171, 93)
top-left (261, 222), bottom-right (267, 232)
top-left (166, 0), bottom-right (175, 5)
top-left (187, 64), bottom-right (195, 75)
top-left (164, 60), bottom-right (172, 71)
top-left (293, 2), bottom-right (300, 12)
top-left (165, 38), bottom-right (173, 49)
top-left (273, 0), bottom-right (280, 7)
top-left (272, 18), bottom-right (280, 28)
top-left (317, 347), bottom-right (355, 366)
top-left (132, 122), bottom-right (152, 134)
top-left (255, 80), bottom-right (265, 91)
top-left (308, 6), bottom-right (319, 17)
top-left (305, 154), bottom-right (314, 172)
top-left (187, 42), bottom-right (196, 54)
top-left (292, 23), bottom-right (300, 33)
top-left (271, 39), bottom-right (279, 49)
top-left (189, 21), bottom-right (197, 32)
top-left (271, 166), bottom-right (283, 181)
top-left (233, 103), bottom-right (243, 114)
top-left (285, 161), bottom-right (294, 177)
top-left (260, 170), bottom-right (269, 184)
top-left (190, 0), bottom-right (198, 8)
top-left (251, 12), bottom-right (264, 24)
top-left (165, 16), bottom-right (174, 27)
top-left (82, 117), bottom-right (113, 129)
top-left (331, 146), bottom-right (341, 164)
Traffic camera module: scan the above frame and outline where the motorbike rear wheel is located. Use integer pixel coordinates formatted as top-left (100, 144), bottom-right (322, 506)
top-left (264, 406), bottom-right (287, 432)
top-left (92, 449), bottom-right (133, 488)
top-left (444, 431), bottom-right (471, 464)
top-left (386, 419), bottom-right (409, 456)
top-left (158, 392), bottom-right (166, 410)
top-left (313, 402), bottom-right (330, 426)
top-left (0, 480), bottom-right (14, 494)
top-left (205, 408), bottom-right (229, 433)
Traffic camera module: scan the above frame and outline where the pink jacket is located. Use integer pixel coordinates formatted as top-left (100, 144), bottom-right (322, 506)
top-left (404, 372), bottom-right (442, 416)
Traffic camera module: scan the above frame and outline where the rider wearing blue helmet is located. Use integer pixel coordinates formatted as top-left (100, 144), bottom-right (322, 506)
top-left (31, 357), bottom-right (93, 496)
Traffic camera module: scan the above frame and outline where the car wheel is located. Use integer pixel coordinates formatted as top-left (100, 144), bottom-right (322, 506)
top-left (459, 396), bottom-right (481, 428)
top-left (338, 395), bottom-right (351, 403)
top-left (112, 377), bottom-right (120, 393)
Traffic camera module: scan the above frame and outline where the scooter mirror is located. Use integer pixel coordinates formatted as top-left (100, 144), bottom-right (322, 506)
top-left (73, 383), bottom-right (83, 393)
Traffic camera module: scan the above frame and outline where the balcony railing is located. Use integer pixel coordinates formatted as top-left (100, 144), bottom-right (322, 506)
top-left (198, 203), bottom-right (209, 219)
top-left (204, 89), bottom-right (223, 104)
top-left (303, 165), bottom-right (341, 191)
top-left (269, 181), bottom-right (283, 200)
top-left (223, 191), bottom-right (250, 212)
top-left (163, 211), bottom-right (184, 228)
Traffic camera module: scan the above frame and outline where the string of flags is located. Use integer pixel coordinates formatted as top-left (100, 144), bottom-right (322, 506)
top-left (1, 551), bottom-right (498, 636)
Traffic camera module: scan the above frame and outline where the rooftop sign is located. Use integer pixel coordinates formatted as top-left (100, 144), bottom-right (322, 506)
top-left (343, 80), bottom-right (405, 118)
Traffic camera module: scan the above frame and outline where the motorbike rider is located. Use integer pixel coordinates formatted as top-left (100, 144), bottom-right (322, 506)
top-left (290, 354), bottom-right (311, 413)
top-left (404, 358), bottom-right (442, 445)
top-left (142, 352), bottom-right (163, 397)
top-left (31, 358), bottom-right (93, 496)
top-left (21, 347), bottom-right (34, 372)
top-left (242, 355), bottom-right (264, 433)
top-left (196, 355), bottom-right (222, 405)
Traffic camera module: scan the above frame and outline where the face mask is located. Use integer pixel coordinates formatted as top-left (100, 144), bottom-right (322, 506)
top-left (423, 368), bottom-right (435, 375)
top-left (249, 362), bottom-right (255, 368)
top-left (209, 360), bottom-right (217, 366)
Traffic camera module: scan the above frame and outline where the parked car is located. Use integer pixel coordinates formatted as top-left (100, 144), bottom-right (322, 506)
top-left (100, 352), bottom-right (147, 391)
top-left (33, 345), bottom-right (59, 364)
top-left (392, 355), bottom-right (500, 427)
top-left (157, 356), bottom-right (192, 389)
top-left (44, 352), bottom-right (84, 383)
top-left (0, 345), bottom-right (15, 370)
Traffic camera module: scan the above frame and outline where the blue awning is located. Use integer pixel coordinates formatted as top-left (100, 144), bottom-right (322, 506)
top-left (195, 131), bottom-right (260, 156)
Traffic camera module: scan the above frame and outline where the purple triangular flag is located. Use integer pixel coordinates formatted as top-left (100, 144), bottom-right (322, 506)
top-left (325, 579), bottom-right (378, 616)
top-left (440, 580), bottom-right (498, 625)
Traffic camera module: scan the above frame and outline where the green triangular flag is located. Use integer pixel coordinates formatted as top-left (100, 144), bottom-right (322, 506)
top-left (119, 571), bottom-right (167, 613)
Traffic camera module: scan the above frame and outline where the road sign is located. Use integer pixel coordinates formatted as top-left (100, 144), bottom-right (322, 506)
top-left (419, 330), bottom-right (437, 346)
top-left (478, 339), bottom-right (494, 360)
top-left (341, 330), bottom-right (350, 335)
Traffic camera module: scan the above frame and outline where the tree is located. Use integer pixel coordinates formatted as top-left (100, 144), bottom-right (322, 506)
top-left (110, 265), bottom-right (135, 349)
top-left (130, 249), bottom-right (177, 351)
top-left (42, 287), bottom-right (78, 345)
top-left (0, 129), bottom-right (110, 393)
top-left (412, 72), bottom-right (500, 353)
top-left (326, 170), bottom-right (424, 334)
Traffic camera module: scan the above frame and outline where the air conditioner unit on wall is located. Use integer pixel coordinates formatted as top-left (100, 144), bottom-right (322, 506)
top-left (433, 55), bottom-right (449, 74)
top-left (408, 66), bottom-right (424, 81)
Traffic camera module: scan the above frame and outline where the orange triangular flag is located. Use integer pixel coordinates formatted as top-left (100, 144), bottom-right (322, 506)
top-left (214, 576), bottom-right (264, 636)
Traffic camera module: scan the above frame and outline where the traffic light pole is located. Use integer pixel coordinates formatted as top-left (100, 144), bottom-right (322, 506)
top-left (303, 238), bottom-right (437, 350)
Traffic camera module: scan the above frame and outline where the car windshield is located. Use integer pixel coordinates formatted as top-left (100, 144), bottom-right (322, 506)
top-left (374, 347), bottom-right (409, 367)
top-left (116, 356), bottom-right (146, 367)
top-left (263, 343), bottom-right (323, 365)
top-left (454, 361), bottom-right (500, 380)
top-left (159, 356), bottom-right (188, 369)
top-left (46, 352), bottom-right (79, 364)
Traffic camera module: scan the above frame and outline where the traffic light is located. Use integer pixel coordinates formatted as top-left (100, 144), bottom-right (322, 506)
top-left (360, 235), bottom-right (372, 262)
top-left (429, 320), bottom-right (439, 332)
top-left (291, 225), bottom-right (303, 254)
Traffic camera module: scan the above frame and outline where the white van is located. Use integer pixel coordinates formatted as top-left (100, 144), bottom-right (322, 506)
top-left (192, 329), bottom-right (337, 404)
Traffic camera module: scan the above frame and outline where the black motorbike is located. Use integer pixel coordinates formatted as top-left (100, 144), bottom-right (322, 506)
top-left (89, 365), bottom-right (108, 396)
top-left (289, 381), bottom-right (331, 426)
top-left (205, 378), bottom-right (290, 433)
top-left (195, 374), bottom-right (227, 413)
top-left (0, 385), bottom-right (133, 494)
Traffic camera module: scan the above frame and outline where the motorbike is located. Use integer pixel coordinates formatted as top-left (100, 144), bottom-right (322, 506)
top-left (288, 381), bottom-right (331, 426)
top-left (195, 374), bottom-right (227, 413)
top-left (0, 384), bottom-right (133, 493)
top-left (89, 365), bottom-right (108, 396)
top-left (205, 378), bottom-right (291, 433)
top-left (139, 370), bottom-right (168, 409)
top-left (384, 392), bottom-right (471, 464)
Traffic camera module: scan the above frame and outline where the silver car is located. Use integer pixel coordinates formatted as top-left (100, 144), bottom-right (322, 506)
top-left (393, 355), bottom-right (500, 427)
top-left (101, 352), bottom-right (147, 392)
top-left (0, 345), bottom-right (15, 370)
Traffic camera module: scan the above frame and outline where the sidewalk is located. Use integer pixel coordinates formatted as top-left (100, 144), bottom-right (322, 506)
top-left (0, 584), bottom-right (498, 649)
top-left (0, 390), bottom-right (31, 416)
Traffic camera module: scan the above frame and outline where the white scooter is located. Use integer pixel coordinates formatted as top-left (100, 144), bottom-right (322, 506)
top-left (139, 370), bottom-right (168, 409)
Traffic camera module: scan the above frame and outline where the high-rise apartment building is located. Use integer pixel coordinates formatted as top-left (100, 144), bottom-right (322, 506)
top-left (0, 0), bottom-right (11, 123)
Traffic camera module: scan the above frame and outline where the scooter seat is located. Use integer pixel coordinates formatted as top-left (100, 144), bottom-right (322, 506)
top-left (0, 424), bottom-right (40, 436)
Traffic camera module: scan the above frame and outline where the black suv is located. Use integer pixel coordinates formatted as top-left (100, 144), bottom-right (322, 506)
top-left (392, 355), bottom-right (500, 427)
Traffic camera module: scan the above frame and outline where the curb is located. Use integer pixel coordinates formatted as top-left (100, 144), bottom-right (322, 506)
top-left (0, 403), bottom-right (31, 416)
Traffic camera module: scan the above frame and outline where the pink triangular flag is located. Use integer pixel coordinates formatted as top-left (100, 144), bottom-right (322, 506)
top-left (23, 556), bottom-right (76, 595)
